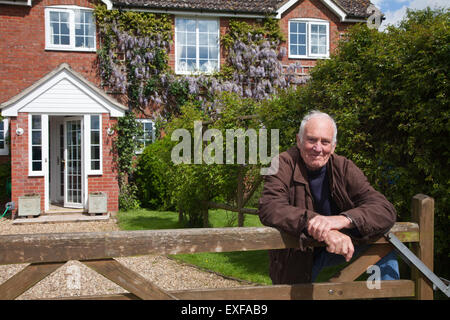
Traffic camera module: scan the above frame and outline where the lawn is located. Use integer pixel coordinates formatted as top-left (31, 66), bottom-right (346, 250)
top-left (117, 208), bottom-right (345, 284)
top-left (117, 208), bottom-right (272, 284)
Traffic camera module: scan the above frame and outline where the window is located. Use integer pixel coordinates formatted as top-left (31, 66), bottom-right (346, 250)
top-left (45, 6), bottom-right (96, 52)
top-left (136, 120), bottom-right (155, 153)
top-left (0, 119), bottom-right (8, 156)
top-left (289, 19), bottom-right (329, 58)
top-left (90, 115), bottom-right (101, 171)
top-left (30, 115), bottom-right (42, 172)
top-left (175, 17), bottom-right (219, 74)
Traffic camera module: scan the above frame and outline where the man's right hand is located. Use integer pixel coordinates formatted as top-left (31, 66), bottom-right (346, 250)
top-left (323, 230), bottom-right (354, 262)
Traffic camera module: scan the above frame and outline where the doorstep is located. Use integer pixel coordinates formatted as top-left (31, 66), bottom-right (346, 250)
top-left (12, 213), bottom-right (110, 225)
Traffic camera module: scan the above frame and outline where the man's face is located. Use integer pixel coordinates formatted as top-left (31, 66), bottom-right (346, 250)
top-left (297, 117), bottom-right (336, 171)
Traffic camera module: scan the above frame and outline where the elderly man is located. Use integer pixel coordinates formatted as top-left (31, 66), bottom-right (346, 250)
top-left (258, 110), bottom-right (399, 284)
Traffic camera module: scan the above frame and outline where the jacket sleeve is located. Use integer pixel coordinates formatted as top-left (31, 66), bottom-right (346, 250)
top-left (342, 160), bottom-right (397, 241)
top-left (258, 154), bottom-right (318, 241)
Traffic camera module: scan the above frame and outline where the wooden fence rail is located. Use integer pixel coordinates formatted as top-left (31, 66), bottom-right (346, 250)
top-left (0, 194), bottom-right (434, 300)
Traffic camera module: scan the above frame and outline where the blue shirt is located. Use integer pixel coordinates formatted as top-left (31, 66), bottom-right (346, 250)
top-left (306, 165), bottom-right (339, 216)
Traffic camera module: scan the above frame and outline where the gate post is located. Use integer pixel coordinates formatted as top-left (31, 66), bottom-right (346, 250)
top-left (411, 194), bottom-right (434, 300)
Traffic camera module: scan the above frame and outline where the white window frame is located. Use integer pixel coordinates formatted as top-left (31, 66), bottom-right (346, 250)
top-left (44, 6), bottom-right (96, 52)
top-left (86, 114), bottom-right (103, 175)
top-left (136, 119), bottom-right (155, 154)
top-left (175, 17), bottom-right (220, 75)
top-left (28, 114), bottom-right (48, 177)
top-left (0, 118), bottom-right (9, 156)
top-left (288, 19), bottom-right (330, 59)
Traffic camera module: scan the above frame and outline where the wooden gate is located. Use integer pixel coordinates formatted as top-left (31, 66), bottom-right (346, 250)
top-left (0, 194), bottom-right (434, 300)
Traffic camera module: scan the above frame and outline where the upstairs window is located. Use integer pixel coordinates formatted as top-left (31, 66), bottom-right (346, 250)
top-left (45, 6), bottom-right (96, 52)
top-left (289, 19), bottom-right (329, 59)
top-left (175, 17), bottom-right (219, 74)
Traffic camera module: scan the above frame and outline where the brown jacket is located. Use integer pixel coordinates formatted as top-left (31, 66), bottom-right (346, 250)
top-left (258, 146), bottom-right (396, 284)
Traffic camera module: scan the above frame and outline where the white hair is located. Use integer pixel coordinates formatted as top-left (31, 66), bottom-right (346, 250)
top-left (298, 110), bottom-right (337, 145)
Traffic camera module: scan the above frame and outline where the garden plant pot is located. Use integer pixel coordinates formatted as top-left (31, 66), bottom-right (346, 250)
top-left (88, 192), bottom-right (107, 215)
top-left (18, 194), bottom-right (40, 217)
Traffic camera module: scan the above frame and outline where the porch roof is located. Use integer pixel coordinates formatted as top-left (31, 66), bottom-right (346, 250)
top-left (0, 64), bottom-right (127, 117)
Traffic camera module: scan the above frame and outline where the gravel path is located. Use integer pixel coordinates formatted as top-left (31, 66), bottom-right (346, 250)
top-left (0, 217), bottom-right (246, 300)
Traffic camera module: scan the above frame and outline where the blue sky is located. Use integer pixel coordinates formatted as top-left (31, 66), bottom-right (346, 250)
top-left (371, 0), bottom-right (450, 30)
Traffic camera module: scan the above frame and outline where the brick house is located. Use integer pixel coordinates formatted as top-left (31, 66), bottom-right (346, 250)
top-left (0, 0), bottom-right (374, 217)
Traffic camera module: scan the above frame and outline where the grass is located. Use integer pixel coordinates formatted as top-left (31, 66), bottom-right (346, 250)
top-left (117, 208), bottom-right (272, 284)
top-left (117, 208), bottom-right (352, 285)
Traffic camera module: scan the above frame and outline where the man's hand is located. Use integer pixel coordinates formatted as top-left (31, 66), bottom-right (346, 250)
top-left (323, 230), bottom-right (354, 262)
top-left (307, 215), bottom-right (352, 242)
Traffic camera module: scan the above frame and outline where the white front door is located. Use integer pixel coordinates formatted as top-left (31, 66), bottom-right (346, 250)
top-left (64, 117), bottom-right (84, 208)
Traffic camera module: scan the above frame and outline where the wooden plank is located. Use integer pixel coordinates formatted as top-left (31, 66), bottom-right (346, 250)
top-left (0, 262), bottom-right (65, 300)
top-left (411, 194), bottom-right (435, 300)
top-left (328, 244), bottom-right (393, 282)
top-left (82, 258), bottom-right (177, 300)
top-left (168, 280), bottom-right (415, 300)
top-left (0, 223), bottom-right (419, 266)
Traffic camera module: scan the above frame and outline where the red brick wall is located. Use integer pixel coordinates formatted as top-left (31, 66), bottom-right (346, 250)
top-left (0, 0), bottom-right (99, 104)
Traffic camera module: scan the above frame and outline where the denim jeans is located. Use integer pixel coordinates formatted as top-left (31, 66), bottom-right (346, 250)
top-left (311, 244), bottom-right (400, 282)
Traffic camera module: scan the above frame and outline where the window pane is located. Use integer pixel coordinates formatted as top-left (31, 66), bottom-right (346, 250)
top-left (199, 47), bottom-right (208, 59)
top-left (208, 34), bottom-right (218, 45)
top-left (91, 160), bottom-right (100, 170)
top-left (60, 12), bottom-right (69, 23)
top-left (0, 121), bottom-right (4, 130)
top-left (290, 22), bottom-right (297, 33)
top-left (32, 161), bottom-right (42, 171)
top-left (61, 22), bottom-right (70, 36)
top-left (298, 22), bottom-right (306, 33)
top-left (299, 34), bottom-right (306, 45)
top-left (32, 146), bottom-right (42, 161)
top-left (61, 36), bottom-right (70, 45)
top-left (176, 18), bottom-right (186, 32)
top-left (186, 32), bottom-right (196, 45)
top-left (209, 47), bottom-right (218, 59)
top-left (32, 131), bottom-right (41, 145)
top-left (290, 34), bottom-right (297, 45)
top-left (290, 45), bottom-right (297, 55)
top-left (311, 24), bottom-right (318, 33)
top-left (319, 24), bottom-right (326, 34)
top-left (32, 115), bottom-right (41, 129)
top-left (91, 146), bottom-right (100, 160)
top-left (298, 45), bottom-right (306, 56)
top-left (51, 22), bottom-right (60, 35)
top-left (91, 115), bottom-right (99, 130)
top-left (199, 33), bottom-right (208, 46)
top-left (186, 19), bottom-right (196, 32)
top-left (0, 141), bottom-right (3, 149)
top-left (91, 131), bottom-right (100, 145)
top-left (198, 20), bottom-right (208, 33)
top-left (75, 37), bottom-right (84, 47)
top-left (50, 12), bottom-right (59, 22)
top-left (187, 46), bottom-right (196, 59)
